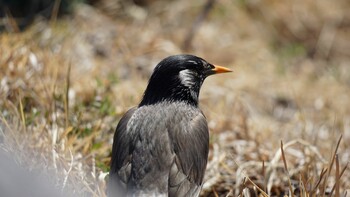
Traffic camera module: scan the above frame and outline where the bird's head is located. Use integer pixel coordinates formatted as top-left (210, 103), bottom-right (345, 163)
top-left (139, 54), bottom-right (232, 107)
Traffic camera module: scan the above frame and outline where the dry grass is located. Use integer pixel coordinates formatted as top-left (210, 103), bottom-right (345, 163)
top-left (0, 0), bottom-right (349, 196)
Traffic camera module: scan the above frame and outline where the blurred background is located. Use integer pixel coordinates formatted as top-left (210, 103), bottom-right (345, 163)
top-left (0, 0), bottom-right (349, 196)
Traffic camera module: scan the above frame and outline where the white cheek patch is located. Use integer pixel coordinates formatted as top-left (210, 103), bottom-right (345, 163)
top-left (179, 69), bottom-right (196, 88)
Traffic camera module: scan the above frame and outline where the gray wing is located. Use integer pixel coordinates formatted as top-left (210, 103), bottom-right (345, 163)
top-left (108, 107), bottom-right (137, 197)
top-left (168, 112), bottom-right (209, 197)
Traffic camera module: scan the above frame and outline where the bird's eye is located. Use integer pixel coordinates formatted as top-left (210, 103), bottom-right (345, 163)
top-left (207, 63), bottom-right (215, 70)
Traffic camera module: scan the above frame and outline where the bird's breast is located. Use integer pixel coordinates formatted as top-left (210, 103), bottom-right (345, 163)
top-left (124, 101), bottom-right (203, 192)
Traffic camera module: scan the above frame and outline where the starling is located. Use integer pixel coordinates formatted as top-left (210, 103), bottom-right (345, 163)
top-left (109, 54), bottom-right (232, 196)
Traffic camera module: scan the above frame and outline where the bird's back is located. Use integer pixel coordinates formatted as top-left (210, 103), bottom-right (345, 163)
top-left (109, 101), bottom-right (209, 197)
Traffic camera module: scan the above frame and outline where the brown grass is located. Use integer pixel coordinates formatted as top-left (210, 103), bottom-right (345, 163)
top-left (0, 0), bottom-right (349, 196)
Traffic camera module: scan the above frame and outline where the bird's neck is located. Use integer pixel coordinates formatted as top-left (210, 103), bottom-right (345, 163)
top-left (139, 79), bottom-right (200, 107)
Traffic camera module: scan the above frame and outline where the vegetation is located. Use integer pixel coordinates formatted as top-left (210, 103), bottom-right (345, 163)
top-left (0, 0), bottom-right (349, 196)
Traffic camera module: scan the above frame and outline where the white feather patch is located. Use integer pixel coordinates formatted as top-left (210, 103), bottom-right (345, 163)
top-left (179, 69), bottom-right (196, 88)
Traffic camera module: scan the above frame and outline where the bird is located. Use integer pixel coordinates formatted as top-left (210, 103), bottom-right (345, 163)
top-left (108, 54), bottom-right (232, 197)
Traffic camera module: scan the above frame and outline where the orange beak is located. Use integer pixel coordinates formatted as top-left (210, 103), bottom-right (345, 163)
top-left (211, 64), bottom-right (232, 74)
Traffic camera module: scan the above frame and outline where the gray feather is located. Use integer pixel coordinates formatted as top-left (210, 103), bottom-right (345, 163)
top-left (108, 102), bottom-right (209, 197)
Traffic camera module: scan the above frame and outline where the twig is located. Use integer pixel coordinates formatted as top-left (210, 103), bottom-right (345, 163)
top-left (182, 0), bottom-right (216, 51)
top-left (51, 0), bottom-right (62, 24)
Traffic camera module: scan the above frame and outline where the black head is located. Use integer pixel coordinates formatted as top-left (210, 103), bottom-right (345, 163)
top-left (139, 54), bottom-right (232, 107)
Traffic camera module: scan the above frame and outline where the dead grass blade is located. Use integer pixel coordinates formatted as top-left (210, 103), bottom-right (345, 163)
top-left (237, 177), bottom-right (245, 197)
top-left (280, 140), bottom-right (295, 197)
top-left (212, 187), bottom-right (219, 197)
top-left (18, 93), bottom-right (26, 133)
top-left (335, 154), bottom-right (340, 197)
top-left (298, 174), bottom-right (304, 197)
top-left (321, 135), bottom-right (342, 196)
top-left (311, 167), bottom-right (328, 193)
top-left (59, 126), bottom-right (74, 143)
top-left (225, 189), bottom-right (233, 197)
top-left (61, 148), bottom-right (74, 191)
top-left (64, 62), bottom-right (71, 129)
top-left (261, 160), bottom-right (267, 192)
top-left (245, 176), bottom-right (269, 197)
top-left (329, 160), bottom-right (348, 196)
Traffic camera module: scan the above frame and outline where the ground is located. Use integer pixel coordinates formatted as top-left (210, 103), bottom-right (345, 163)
top-left (0, 0), bottom-right (349, 196)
